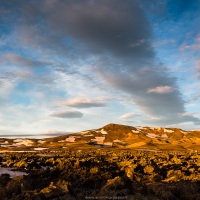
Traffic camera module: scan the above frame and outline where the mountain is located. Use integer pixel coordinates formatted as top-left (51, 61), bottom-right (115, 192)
top-left (1, 123), bottom-right (200, 152)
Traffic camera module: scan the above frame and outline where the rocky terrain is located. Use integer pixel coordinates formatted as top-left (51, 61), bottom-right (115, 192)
top-left (1, 124), bottom-right (200, 199)
top-left (1, 150), bottom-right (200, 199)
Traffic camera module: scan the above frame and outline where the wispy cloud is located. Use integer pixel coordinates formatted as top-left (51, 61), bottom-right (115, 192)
top-left (147, 86), bottom-right (174, 94)
top-left (58, 97), bottom-right (106, 108)
top-left (186, 94), bottom-right (200, 103)
top-left (119, 113), bottom-right (135, 119)
top-left (0, 53), bottom-right (48, 68)
top-left (180, 44), bottom-right (200, 51)
top-left (153, 39), bottom-right (176, 47)
top-left (49, 110), bottom-right (83, 119)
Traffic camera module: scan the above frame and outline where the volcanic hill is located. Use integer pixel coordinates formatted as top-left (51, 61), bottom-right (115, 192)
top-left (1, 123), bottom-right (200, 152)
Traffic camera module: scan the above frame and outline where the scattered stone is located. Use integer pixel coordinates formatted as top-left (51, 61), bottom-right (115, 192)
top-left (90, 167), bottom-right (99, 174)
top-left (144, 165), bottom-right (154, 174)
top-left (1, 149), bottom-right (200, 199)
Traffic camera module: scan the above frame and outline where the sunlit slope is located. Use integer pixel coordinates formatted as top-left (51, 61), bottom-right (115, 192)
top-left (44, 123), bottom-right (200, 151)
top-left (1, 123), bottom-right (200, 151)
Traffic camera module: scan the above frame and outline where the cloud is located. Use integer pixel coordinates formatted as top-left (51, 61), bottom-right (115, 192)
top-left (41, 0), bottom-right (199, 125)
top-left (152, 39), bottom-right (176, 47)
top-left (119, 113), bottom-right (135, 119)
top-left (18, 0), bottom-right (153, 60)
top-left (58, 97), bottom-right (106, 108)
top-left (180, 44), bottom-right (200, 51)
top-left (0, 76), bottom-right (15, 97)
top-left (147, 86), bottom-right (174, 94)
top-left (196, 59), bottom-right (200, 79)
top-left (49, 110), bottom-right (83, 118)
top-left (187, 94), bottom-right (200, 103)
top-left (180, 112), bottom-right (195, 117)
top-left (0, 53), bottom-right (48, 68)
top-left (4, 0), bottom-right (199, 126)
top-left (152, 115), bottom-right (200, 126)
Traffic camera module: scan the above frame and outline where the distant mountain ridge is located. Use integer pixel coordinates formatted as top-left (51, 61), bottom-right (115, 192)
top-left (1, 123), bottom-right (200, 152)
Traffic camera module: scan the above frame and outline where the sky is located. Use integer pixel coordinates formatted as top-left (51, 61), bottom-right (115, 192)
top-left (0, 0), bottom-right (200, 135)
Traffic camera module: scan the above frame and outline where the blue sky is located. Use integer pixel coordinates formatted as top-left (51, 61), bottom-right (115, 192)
top-left (0, 0), bottom-right (200, 135)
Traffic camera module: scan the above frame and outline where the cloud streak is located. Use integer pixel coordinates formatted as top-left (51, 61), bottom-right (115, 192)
top-left (58, 98), bottom-right (106, 108)
top-left (0, 53), bottom-right (48, 68)
top-left (119, 113), bottom-right (135, 119)
top-left (147, 86), bottom-right (174, 94)
top-left (49, 110), bottom-right (83, 119)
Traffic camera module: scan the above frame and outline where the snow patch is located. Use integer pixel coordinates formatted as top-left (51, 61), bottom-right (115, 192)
top-left (132, 130), bottom-right (139, 134)
top-left (38, 140), bottom-right (45, 144)
top-left (100, 129), bottom-right (108, 134)
top-left (91, 136), bottom-right (105, 144)
top-left (66, 136), bottom-right (76, 142)
top-left (164, 129), bottom-right (174, 133)
top-left (13, 139), bottom-right (33, 146)
top-left (33, 147), bottom-right (48, 151)
top-left (181, 130), bottom-right (187, 135)
top-left (146, 133), bottom-right (158, 138)
top-left (83, 134), bottom-right (94, 137)
top-left (0, 145), bottom-right (10, 147)
top-left (103, 142), bottom-right (113, 147)
top-left (113, 139), bottom-right (122, 143)
top-left (161, 133), bottom-right (168, 138)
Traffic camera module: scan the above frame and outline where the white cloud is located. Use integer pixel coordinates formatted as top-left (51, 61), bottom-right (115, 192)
top-left (58, 97), bottom-right (106, 108)
top-left (147, 86), bottom-right (173, 94)
top-left (119, 113), bottom-right (135, 119)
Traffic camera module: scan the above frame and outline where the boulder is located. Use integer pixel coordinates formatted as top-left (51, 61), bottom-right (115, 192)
top-left (100, 176), bottom-right (124, 193)
top-left (144, 165), bottom-right (154, 174)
